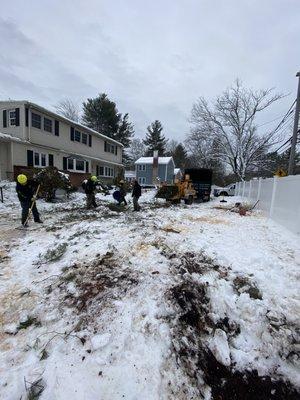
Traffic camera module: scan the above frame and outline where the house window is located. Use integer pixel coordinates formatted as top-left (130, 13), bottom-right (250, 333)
top-left (104, 141), bottom-right (116, 154)
top-left (8, 110), bottom-right (16, 126)
top-left (98, 166), bottom-right (104, 176)
top-left (41, 153), bottom-right (47, 167)
top-left (68, 158), bottom-right (74, 170)
top-left (74, 130), bottom-right (81, 142)
top-left (66, 158), bottom-right (87, 172)
top-left (138, 177), bottom-right (146, 185)
top-left (32, 112), bottom-right (41, 129)
top-left (34, 152), bottom-right (49, 167)
top-left (104, 167), bottom-right (114, 177)
top-left (138, 165), bottom-right (146, 171)
top-left (34, 152), bottom-right (39, 166)
top-left (44, 117), bottom-right (53, 133)
top-left (82, 133), bottom-right (87, 145)
top-left (76, 159), bottom-right (85, 171)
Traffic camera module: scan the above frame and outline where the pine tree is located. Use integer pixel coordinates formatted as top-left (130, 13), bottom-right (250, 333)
top-left (172, 144), bottom-right (188, 168)
top-left (143, 120), bottom-right (168, 156)
top-left (115, 113), bottom-right (134, 148)
top-left (82, 93), bottom-right (121, 139)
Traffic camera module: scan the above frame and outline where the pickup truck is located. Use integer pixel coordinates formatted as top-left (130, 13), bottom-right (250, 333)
top-left (213, 184), bottom-right (236, 197)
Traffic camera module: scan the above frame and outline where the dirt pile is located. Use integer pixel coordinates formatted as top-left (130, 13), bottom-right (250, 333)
top-left (59, 251), bottom-right (139, 315)
top-left (165, 252), bottom-right (299, 399)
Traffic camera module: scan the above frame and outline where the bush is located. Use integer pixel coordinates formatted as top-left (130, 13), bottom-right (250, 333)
top-left (34, 167), bottom-right (74, 201)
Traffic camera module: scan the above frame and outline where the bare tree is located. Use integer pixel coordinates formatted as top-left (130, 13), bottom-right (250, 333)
top-left (54, 99), bottom-right (81, 122)
top-left (189, 80), bottom-right (284, 180)
top-left (128, 138), bottom-right (146, 163)
top-left (166, 139), bottom-right (179, 156)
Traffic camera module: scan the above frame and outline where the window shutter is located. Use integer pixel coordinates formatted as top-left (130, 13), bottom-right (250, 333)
top-left (15, 108), bottom-right (20, 126)
top-left (3, 110), bottom-right (7, 128)
top-left (86, 161), bottom-right (89, 173)
top-left (25, 108), bottom-right (29, 127)
top-left (63, 157), bottom-right (67, 170)
top-left (115, 146), bottom-right (117, 155)
top-left (104, 141), bottom-right (107, 152)
top-left (27, 150), bottom-right (34, 167)
top-left (48, 154), bottom-right (54, 166)
top-left (96, 165), bottom-right (99, 176)
top-left (55, 120), bottom-right (59, 136)
top-left (70, 127), bottom-right (74, 141)
top-left (89, 134), bottom-right (92, 147)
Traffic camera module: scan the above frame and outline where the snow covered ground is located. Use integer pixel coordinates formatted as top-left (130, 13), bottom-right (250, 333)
top-left (0, 182), bottom-right (299, 399)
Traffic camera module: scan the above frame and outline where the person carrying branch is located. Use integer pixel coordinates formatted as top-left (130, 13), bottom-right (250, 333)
top-left (118, 180), bottom-right (127, 206)
top-left (16, 174), bottom-right (42, 227)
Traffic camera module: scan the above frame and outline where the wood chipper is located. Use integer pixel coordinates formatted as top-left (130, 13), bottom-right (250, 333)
top-left (155, 174), bottom-right (197, 204)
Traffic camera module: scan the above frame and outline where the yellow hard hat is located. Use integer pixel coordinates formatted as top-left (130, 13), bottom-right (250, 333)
top-left (17, 174), bottom-right (27, 185)
top-left (91, 175), bottom-right (98, 182)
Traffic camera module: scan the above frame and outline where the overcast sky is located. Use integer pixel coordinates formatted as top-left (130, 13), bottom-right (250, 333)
top-left (0, 0), bottom-right (299, 142)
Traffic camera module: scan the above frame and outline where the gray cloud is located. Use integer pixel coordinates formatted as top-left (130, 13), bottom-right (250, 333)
top-left (0, 0), bottom-right (299, 142)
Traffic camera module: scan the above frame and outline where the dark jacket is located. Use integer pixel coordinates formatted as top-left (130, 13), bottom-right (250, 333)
top-left (132, 182), bottom-right (141, 198)
top-left (119, 185), bottom-right (126, 197)
top-left (16, 180), bottom-right (38, 202)
top-left (85, 179), bottom-right (97, 195)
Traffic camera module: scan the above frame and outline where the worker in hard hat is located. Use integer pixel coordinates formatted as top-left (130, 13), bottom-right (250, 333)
top-left (82, 175), bottom-right (99, 209)
top-left (16, 174), bottom-right (42, 227)
top-left (117, 180), bottom-right (127, 206)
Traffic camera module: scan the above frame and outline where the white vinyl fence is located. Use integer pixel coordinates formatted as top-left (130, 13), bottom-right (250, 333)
top-left (235, 175), bottom-right (300, 235)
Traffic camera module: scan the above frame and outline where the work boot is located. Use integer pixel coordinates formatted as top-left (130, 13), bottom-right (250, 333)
top-left (35, 219), bottom-right (43, 224)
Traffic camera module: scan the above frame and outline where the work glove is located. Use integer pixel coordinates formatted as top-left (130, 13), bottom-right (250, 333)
top-left (31, 195), bottom-right (37, 201)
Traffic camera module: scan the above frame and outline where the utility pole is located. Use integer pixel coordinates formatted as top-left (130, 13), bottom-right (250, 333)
top-left (288, 71), bottom-right (300, 175)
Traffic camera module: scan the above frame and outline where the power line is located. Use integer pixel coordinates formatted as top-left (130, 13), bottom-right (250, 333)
top-left (257, 110), bottom-right (293, 128)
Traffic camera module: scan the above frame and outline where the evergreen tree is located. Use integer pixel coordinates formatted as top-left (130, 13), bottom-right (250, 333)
top-left (115, 113), bottom-right (134, 148)
top-left (143, 120), bottom-right (168, 156)
top-left (115, 113), bottom-right (135, 165)
top-left (172, 143), bottom-right (188, 168)
top-left (82, 93), bottom-right (120, 139)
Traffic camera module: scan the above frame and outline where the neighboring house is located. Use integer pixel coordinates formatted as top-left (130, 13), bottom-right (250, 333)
top-left (135, 156), bottom-right (175, 186)
top-left (174, 168), bottom-right (183, 181)
top-left (0, 101), bottom-right (123, 185)
top-left (124, 170), bottom-right (136, 183)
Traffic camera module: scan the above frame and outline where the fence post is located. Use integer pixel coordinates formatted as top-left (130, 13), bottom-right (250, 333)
top-left (257, 177), bottom-right (262, 202)
top-left (242, 181), bottom-right (246, 197)
top-left (269, 176), bottom-right (278, 218)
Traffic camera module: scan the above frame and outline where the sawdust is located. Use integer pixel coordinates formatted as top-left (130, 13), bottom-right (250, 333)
top-left (188, 215), bottom-right (230, 225)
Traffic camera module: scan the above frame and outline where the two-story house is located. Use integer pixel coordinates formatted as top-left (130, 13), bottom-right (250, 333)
top-left (0, 101), bottom-right (123, 185)
top-left (135, 156), bottom-right (175, 186)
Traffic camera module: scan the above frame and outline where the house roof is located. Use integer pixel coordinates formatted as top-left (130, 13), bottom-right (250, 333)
top-left (0, 100), bottom-right (124, 147)
top-left (0, 132), bottom-right (24, 143)
top-left (174, 168), bottom-right (182, 174)
top-left (125, 170), bottom-right (136, 178)
top-left (135, 156), bottom-right (173, 165)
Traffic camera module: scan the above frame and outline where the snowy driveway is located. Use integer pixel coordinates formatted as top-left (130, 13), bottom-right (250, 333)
top-left (0, 187), bottom-right (299, 399)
